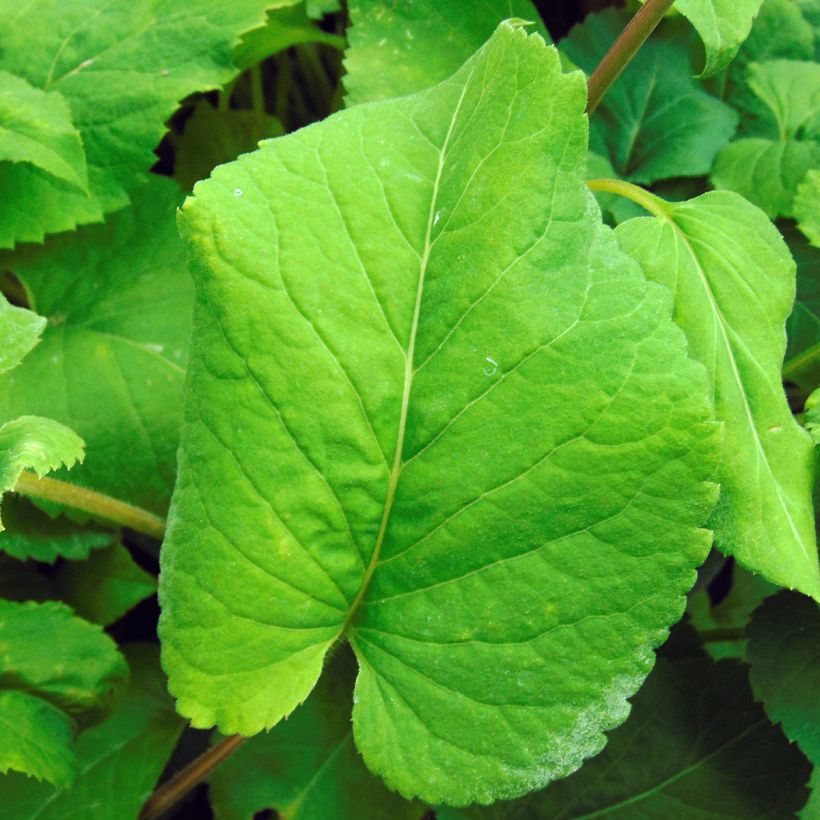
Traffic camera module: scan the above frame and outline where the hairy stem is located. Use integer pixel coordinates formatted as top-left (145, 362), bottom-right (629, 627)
top-left (699, 628), bottom-right (746, 644)
top-left (587, 177), bottom-right (670, 218)
top-left (139, 735), bottom-right (246, 820)
top-left (587, 0), bottom-right (676, 113)
top-left (14, 471), bottom-right (166, 540)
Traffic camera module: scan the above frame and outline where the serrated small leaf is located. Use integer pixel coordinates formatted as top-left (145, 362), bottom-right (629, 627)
top-left (0, 0), bottom-right (276, 247)
top-left (209, 647), bottom-right (419, 820)
top-left (0, 293), bottom-right (45, 375)
top-left (563, 11), bottom-right (737, 184)
top-left (0, 644), bottom-right (184, 819)
top-left (711, 60), bottom-right (820, 217)
top-left (747, 591), bottom-right (820, 765)
top-left (162, 25), bottom-right (720, 805)
top-left (0, 599), bottom-right (128, 786)
top-left (440, 650), bottom-right (812, 819)
top-left (0, 177), bottom-right (192, 514)
top-left (344, 0), bottom-right (547, 106)
top-left (0, 70), bottom-right (87, 192)
top-left (613, 191), bottom-right (820, 600)
top-left (796, 170), bottom-right (820, 247)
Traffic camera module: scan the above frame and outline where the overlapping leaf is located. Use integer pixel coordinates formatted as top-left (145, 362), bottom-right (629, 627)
top-left (162, 24), bottom-right (719, 805)
top-left (796, 170), bottom-right (820, 247)
top-left (563, 11), bottom-right (737, 185)
top-left (344, 0), bottom-right (547, 106)
top-left (613, 191), bottom-right (820, 600)
top-left (0, 177), bottom-right (193, 514)
top-left (0, 599), bottom-right (127, 786)
top-left (0, 294), bottom-right (44, 375)
top-left (0, 0), bottom-right (276, 247)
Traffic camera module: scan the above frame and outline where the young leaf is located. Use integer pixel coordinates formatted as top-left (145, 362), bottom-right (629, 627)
top-left (53, 544), bottom-right (156, 625)
top-left (672, 0), bottom-right (764, 77)
top-left (0, 294), bottom-right (45, 375)
top-left (162, 25), bottom-right (720, 805)
top-left (711, 60), bottom-right (820, 218)
top-left (0, 416), bottom-right (84, 529)
top-left (562, 11), bottom-right (737, 184)
top-left (439, 650), bottom-right (812, 818)
top-left (209, 647), bottom-right (420, 820)
top-left (0, 177), bottom-right (193, 514)
top-left (344, 0), bottom-right (547, 106)
top-left (612, 190), bottom-right (820, 601)
top-left (806, 387), bottom-right (820, 443)
top-left (0, 599), bottom-right (128, 786)
top-left (173, 101), bottom-right (284, 191)
top-left (0, 71), bottom-right (87, 193)
top-left (0, 0), bottom-right (275, 247)
top-left (795, 169), bottom-right (820, 247)
top-left (747, 591), bottom-right (820, 765)
top-left (0, 644), bottom-right (184, 819)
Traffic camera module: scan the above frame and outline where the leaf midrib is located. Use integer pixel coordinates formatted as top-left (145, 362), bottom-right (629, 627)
top-left (340, 72), bottom-right (474, 636)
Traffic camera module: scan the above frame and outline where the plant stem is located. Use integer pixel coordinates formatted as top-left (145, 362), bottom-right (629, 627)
top-left (699, 628), bottom-right (746, 644)
top-left (586, 0), bottom-right (676, 113)
top-left (587, 177), bottom-right (670, 218)
top-left (139, 735), bottom-right (246, 820)
top-left (14, 471), bottom-right (166, 540)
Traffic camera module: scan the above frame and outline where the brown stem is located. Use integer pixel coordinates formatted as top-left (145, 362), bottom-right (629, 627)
top-left (587, 0), bottom-right (676, 113)
top-left (139, 735), bottom-right (246, 820)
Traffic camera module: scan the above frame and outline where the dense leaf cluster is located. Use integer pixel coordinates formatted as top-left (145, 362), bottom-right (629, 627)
top-left (0, 0), bottom-right (818, 817)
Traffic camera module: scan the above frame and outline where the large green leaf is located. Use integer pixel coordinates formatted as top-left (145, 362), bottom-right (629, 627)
top-left (562, 11), bottom-right (737, 185)
top-left (162, 24), bottom-right (719, 805)
top-left (344, 0), bottom-right (547, 106)
top-left (209, 647), bottom-right (420, 820)
top-left (0, 71), bottom-right (87, 192)
top-left (0, 294), bottom-right (45, 375)
top-left (711, 60), bottom-right (820, 217)
top-left (0, 177), bottom-right (192, 514)
top-left (747, 591), bottom-right (820, 765)
top-left (0, 0), bottom-right (275, 247)
top-left (613, 190), bottom-right (820, 600)
top-left (0, 599), bottom-right (127, 786)
top-left (795, 169), bottom-right (820, 247)
top-left (672, 0), bottom-right (764, 76)
top-left (0, 644), bottom-right (184, 819)
top-left (440, 646), bottom-right (812, 818)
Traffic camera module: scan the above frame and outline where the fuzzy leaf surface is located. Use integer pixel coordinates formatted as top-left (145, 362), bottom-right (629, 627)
top-left (162, 25), bottom-right (719, 805)
top-left (440, 651), bottom-right (812, 818)
top-left (0, 644), bottom-right (184, 819)
top-left (0, 599), bottom-right (127, 785)
top-left (614, 191), bottom-right (820, 600)
top-left (0, 0), bottom-right (275, 247)
top-left (209, 648), bottom-right (419, 820)
top-left (0, 178), bottom-right (192, 514)
top-left (344, 0), bottom-right (547, 106)
top-left (563, 11), bottom-right (737, 184)
top-left (747, 591), bottom-right (820, 765)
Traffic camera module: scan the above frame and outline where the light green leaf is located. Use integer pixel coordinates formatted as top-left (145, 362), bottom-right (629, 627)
top-left (747, 591), bottom-right (820, 765)
top-left (0, 599), bottom-right (128, 786)
top-left (736, 0), bottom-right (815, 67)
top-left (173, 101), bottom-right (284, 191)
top-left (0, 177), bottom-right (192, 514)
top-left (162, 24), bottom-right (719, 805)
top-left (711, 60), bottom-right (820, 217)
top-left (796, 170), bottom-right (820, 247)
top-left (673, 0), bottom-right (764, 76)
top-left (0, 644), bottom-right (185, 819)
top-left (563, 11), bottom-right (737, 184)
top-left (0, 416), bottom-right (84, 530)
top-left (343, 0), bottom-right (547, 106)
top-left (613, 190), bottom-right (820, 600)
top-left (806, 388), bottom-right (820, 443)
top-left (54, 543), bottom-right (156, 626)
top-left (209, 647), bottom-right (420, 820)
top-left (440, 647), bottom-right (812, 819)
top-left (0, 70), bottom-right (87, 192)
top-left (0, 0), bottom-right (275, 248)
top-left (0, 293), bottom-right (45, 375)
top-left (0, 496), bottom-right (113, 563)
top-left (235, 3), bottom-right (345, 71)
